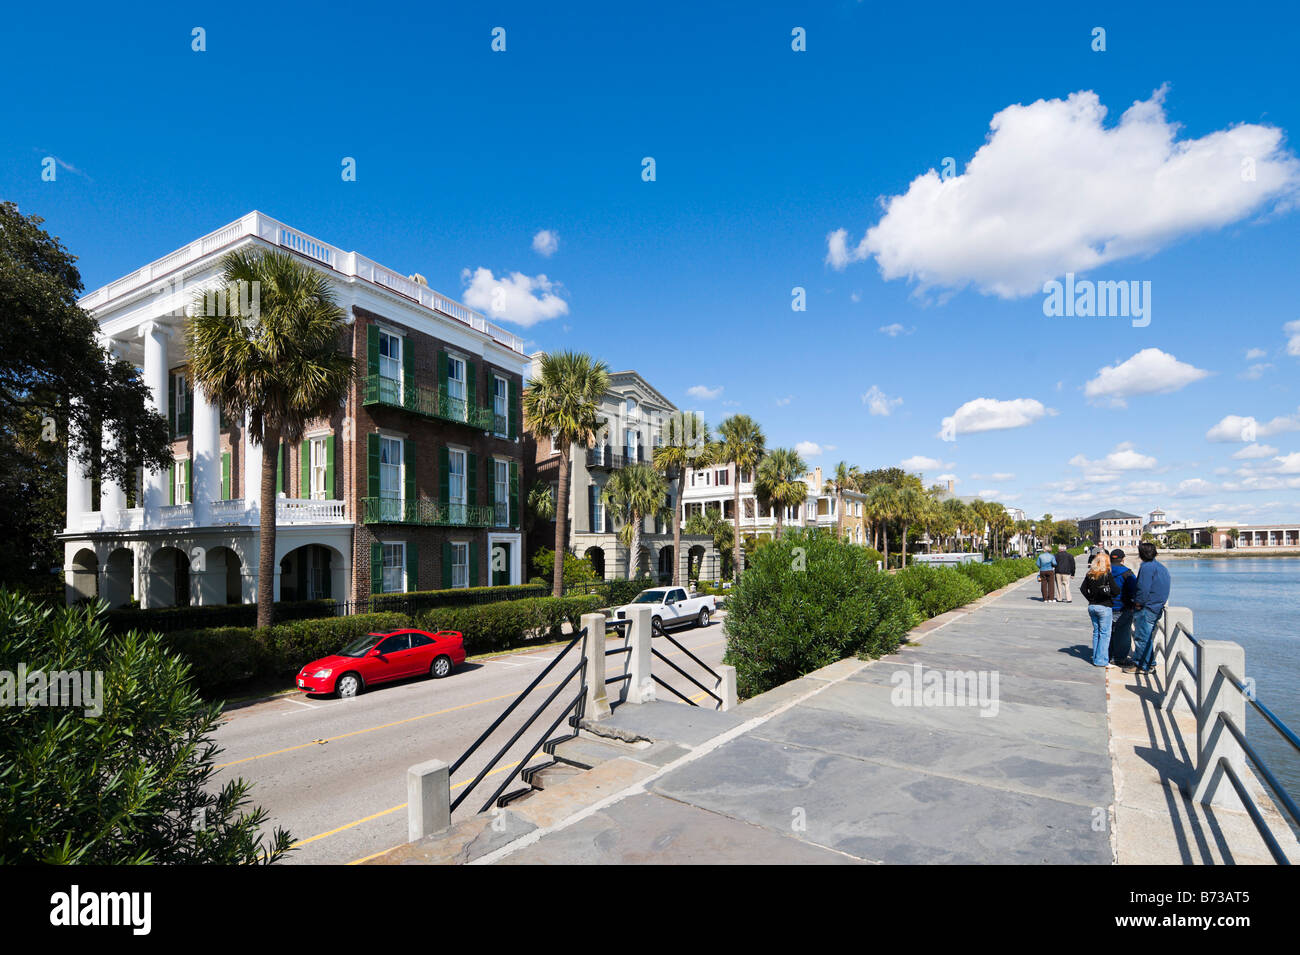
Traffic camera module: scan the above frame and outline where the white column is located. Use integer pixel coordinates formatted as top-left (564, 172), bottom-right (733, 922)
top-left (65, 431), bottom-right (91, 532)
top-left (100, 340), bottom-right (130, 518)
top-left (138, 321), bottom-right (172, 524)
top-left (243, 410), bottom-right (263, 513)
top-left (192, 384), bottom-right (220, 526)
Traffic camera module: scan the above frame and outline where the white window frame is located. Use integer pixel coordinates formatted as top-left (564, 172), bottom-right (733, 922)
top-left (493, 375), bottom-right (508, 436)
top-left (382, 541), bottom-right (406, 594)
top-left (450, 541), bottom-right (469, 589)
top-left (174, 373), bottom-right (188, 418)
top-left (174, 457), bottom-right (189, 504)
top-left (448, 447), bottom-right (467, 521)
top-left (309, 436), bottom-right (328, 500)
top-left (447, 354), bottom-right (467, 421)
top-left (380, 436), bottom-right (404, 521)
top-left (378, 329), bottom-right (402, 398)
top-left (494, 458), bottom-right (509, 526)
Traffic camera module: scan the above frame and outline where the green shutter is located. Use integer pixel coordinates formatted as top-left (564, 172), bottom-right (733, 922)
top-left (169, 462), bottom-right (175, 505)
top-left (510, 461), bottom-right (520, 529)
top-left (402, 336), bottom-right (414, 393)
top-left (509, 381), bottom-right (520, 439)
top-left (221, 452), bottom-right (231, 500)
top-left (181, 379), bottom-right (193, 436)
top-left (327, 435), bottom-right (337, 500)
top-left (167, 373), bottom-right (177, 437)
top-left (185, 459), bottom-right (192, 503)
top-left (466, 453), bottom-right (477, 506)
top-left (437, 350), bottom-right (448, 392)
top-left (441, 540), bottom-right (453, 589)
top-left (404, 439), bottom-right (416, 505)
top-left (439, 446), bottom-right (450, 505)
top-left (405, 542), bottom-right (418, 593)
top-left (487, 463), bottom-right (496, 510)
top-left (275, 442), bottom-right (284, 495)
top-left (371, 541), bottom-right (383, 595)
top-left (367, 324), bottom-right (380, 379)
top-left (469, 540), bottom-right (480, 587)
top-left (367, 433), bottom-right (380, 501)
top-left (467, 361), bottom-right (477, 409)
top-left (300, 440), bottom-right (310, 498)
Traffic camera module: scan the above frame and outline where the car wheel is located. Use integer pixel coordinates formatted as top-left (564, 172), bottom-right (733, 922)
top-left (336, 672), bottom-right (362, 699)
top-left (651, 615), bottom-right (663, 634)
top-left (431, 655), bottom-right (453, 679)
top-left (697, 607), bottom-right (710, 627)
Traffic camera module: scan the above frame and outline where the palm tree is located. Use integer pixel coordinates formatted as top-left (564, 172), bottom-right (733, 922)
top-left (865, 483), bottom-right (897, 565)
top-left (653, 411), bottom-right (712, 586)
top-left (186, 250), bottom-right (354, 628)
top-left (717, 414), bottom-right (765, 577)
top-left (755, 448), bottom-right (808, 537)
top-left (826, 460), bottom-right (855, 540)
top-left (895, 485), bottom-right (926, 567)
top-left (602, 463), bottom-right (667, 580)
top-left (941, 497), bottom-right (967, 552)
top-left (523, 351), bottom-right (611, 596)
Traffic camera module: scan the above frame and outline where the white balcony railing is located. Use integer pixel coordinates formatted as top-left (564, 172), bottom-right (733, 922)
top-left (276, 498), bottom-right (348, 524)
top-left (159, 503), bottom-right (194, 527)
top-left (78, 211), bottom-right (526, 354)
top-left (210, 499), bottom-right (253, 524)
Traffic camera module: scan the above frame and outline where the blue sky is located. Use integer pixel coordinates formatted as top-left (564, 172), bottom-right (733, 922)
top-left (5, 1), bottom-right (1300, 524)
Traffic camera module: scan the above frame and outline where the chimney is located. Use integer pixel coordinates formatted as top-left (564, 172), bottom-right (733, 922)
top-left (947, 479), bottom-right (954, 492)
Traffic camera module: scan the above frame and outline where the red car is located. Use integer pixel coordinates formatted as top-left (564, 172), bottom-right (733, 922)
top-left (296, 629), bottom-right (466, 698)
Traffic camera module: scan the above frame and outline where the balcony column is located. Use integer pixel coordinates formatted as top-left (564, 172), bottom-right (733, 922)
top-left (191, 384), bottom-right (220, 526)
top-left (243, 410), bottom-right (264, 516)
top-left (99, 341), bottom-right (131, 519)
top-left (64, 407), bottom-right (91, 532)
top-left (138, 320), bottom-right (172, 525)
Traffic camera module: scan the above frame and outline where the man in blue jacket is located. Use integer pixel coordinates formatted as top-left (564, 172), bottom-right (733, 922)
top-left (1125, 542), bottom-right (1172, 674)
top-left (1035, 548), bottom-right (1056, 602)
top-left (1107, 549), bottom-right (1138, 665)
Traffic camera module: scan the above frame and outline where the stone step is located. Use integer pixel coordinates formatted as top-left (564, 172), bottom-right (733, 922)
top-left (550, 732), bottom-right (648, 769)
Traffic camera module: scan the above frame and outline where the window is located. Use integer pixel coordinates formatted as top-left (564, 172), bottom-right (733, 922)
top-left (380, 437), bottom-right (403, 521)
top-left (625, 397), bottom-right (639, 422)
top-left (451, 541), bottom-right (469, 588)
top-left (625, 428), bottom-right (638, 461)
top-left (493, 376), bottom-right (508, 436)
top-left (448, 448), bottom-right (466, 521)
top-left (716, 469), bottom-right (730, 486)
top-left (494, 459), bottom-right (509, 526)
top-left (378, 330), bottom-right (402, 397)
top-left (309, 436), bottom-right (328, 500)
top-left (377, 632), bottom-right (409, 654)
top-left (744, 499), bottom-right (755, 520)
top-left (592, 484), bottom-right (604, 532)
top-left (382, 542), bottom-right (406, 594)
top-left (174, 373), bottom-right (188, 419)
top-left (447, 355), bottom-right (467, 421)
top-left (174, 459), bottom-right (188, 505)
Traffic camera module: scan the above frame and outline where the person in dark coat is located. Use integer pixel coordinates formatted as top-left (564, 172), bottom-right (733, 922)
top-left (1053, 545), bottom-right (1076, 603)
top-left (1107, 549), bottom-right (1138, 664)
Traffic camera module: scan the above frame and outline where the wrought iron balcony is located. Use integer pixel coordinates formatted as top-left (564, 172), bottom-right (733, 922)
top-left (362, 496), bottom-right (495, 527)
top-left (586, 447), bottom-right (643, 469)
top-left (363, 374), bottom-right (496, 431)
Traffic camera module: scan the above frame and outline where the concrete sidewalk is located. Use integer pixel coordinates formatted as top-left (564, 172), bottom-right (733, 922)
top-left (472, 577), bottom-right (1118, 864)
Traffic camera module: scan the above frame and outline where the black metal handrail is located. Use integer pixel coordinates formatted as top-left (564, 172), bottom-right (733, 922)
top-left (650, 617), bottom-right (722, 707)
top-left (448, 629), bottom-right (587, 814)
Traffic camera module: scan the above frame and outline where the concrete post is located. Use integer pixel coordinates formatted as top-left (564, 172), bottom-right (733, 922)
top-left (625, 605), bottom-right (656, 704)
top-left (581, 612), bottom-right (611, 721)
top-left (1159, 607), bottom-right (1196, 715)
top-left (407, 758), bottom-right (451, 840)
top-left (716, 663), bottom-right (738, 711)
top-left (1189, 640), bottom-right (1249, 809)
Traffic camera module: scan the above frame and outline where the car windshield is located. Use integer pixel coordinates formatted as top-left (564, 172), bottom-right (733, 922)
top-left (633, 590), bottom-right (667, 604)
top-left (337, 633), bottom-right (384, 657)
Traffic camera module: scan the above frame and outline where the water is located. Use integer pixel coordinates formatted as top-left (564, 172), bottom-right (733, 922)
top-left (1166, 557), bottom-right (1300, 814)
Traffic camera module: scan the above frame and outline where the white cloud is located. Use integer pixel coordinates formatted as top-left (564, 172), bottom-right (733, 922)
top-left (795, 441), bottom-right (823, 458)
top-left (878, 323), bottom-right (909, 337)
top-left (686, 384), bottom-right (723, 400)
top-left (460, 267), bottom-right (568, 327)
top-left (1083, 348), bottom-right (1210, 407)
top-left (1069, 442), bottom-right (1158, 473)
top-left (1240, 363), bottom-right (1273, 380)
top-left (1287, 320), bottom-right (1300, 356)
top-left (1206, 411), bottom-right (1300, 442)
top-left (939, 397), bottom-right (1052, 437)
top-left (901, 455), bottom-right (952, 472)
top-left (972, 472), bottom-right (1016, 481)
top-left (531, 229), bottom-right (559, 257)
top-left (861, 385), bottom-right (902, 416)
top-left (1178, 478), bottom-right (1216, 496)
top-left (1245, 347), bottom-right (1267, 360)
top-left (934, 473), bottom-right (959, 484)
top-left (1275, 452), bottom-right (1300, 474)
top-left (775, 395), bottom-right (793, 406)
top-left (826, 88), bottom-right (1300, 296)
top-left (976, 489), bottom-right (1001, 499)
top-left (1232, 443), bottom-right (1278, 459)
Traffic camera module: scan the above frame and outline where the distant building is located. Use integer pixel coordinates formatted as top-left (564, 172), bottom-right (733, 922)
top-left (1078, 509), bottom-right (1142, 553)
top-left (1144, 507), bottom-right (1170, 537)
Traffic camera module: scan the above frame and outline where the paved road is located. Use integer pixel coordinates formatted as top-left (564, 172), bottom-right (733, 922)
top-left (211, 614), bottom-right (728, 865)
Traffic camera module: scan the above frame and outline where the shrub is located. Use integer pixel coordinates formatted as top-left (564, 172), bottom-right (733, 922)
top-left (859, 548), bottom-right (885, 568)
top-left (723, 529), bottom-right (913, 698)
top-left (414, 595), bottom-right (603, 655)
top-left (370, 583), bottom-right (546, 614)
top-left (105, 598), bottom-right (341, 635)
top-left (0, 591), bottom-right (291, 863)
top-left (259, 613), bottom-right (411, 678)
top-left (895, 564), bottom-right (982, 619)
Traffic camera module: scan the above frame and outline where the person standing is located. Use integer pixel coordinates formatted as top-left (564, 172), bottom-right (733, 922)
top-left (1054, 545), bottom-right (1076, 603)
top-left (1035, 548), bottom-right (1057, 602)
top-left (1107, 549), bottom-right (1138, 665)
top-left (1079, 552), bottom-right (1117, 667)
top-left (1125, 542), bottom-right (1172, 674)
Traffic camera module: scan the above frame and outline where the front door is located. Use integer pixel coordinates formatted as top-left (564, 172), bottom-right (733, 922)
top-left (491, 542), bottom-right (511, 586)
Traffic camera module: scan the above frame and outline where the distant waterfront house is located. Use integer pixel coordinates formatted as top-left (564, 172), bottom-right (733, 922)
top-left (1078, 509), bottom-right (1142, 553)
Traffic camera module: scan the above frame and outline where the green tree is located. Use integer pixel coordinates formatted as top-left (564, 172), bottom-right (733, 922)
top-left (894, 485), bottom-right (927, 566)
top-left (653, 411), bottom-right (713, 585)
top-left (0, 203), bottom-right (172, 589)
top-left (0, 591), bottom-right (291, 863)
top-left (716, 414), bottom-right (765, 577)
top-left (602, 463), bottom-right (668, 579)
top-left (685, 506), bottom-right (735, 579)
top-left (825, 460), bottom-right (856, 540)
top-left (523, 352), bottom-right (611, 596)
top-left (866, 483), bottom-right (898, 564)
top-left (755, 447), bottom-right (808, 537)
top-left (187, 250), bottom-right (355, 628)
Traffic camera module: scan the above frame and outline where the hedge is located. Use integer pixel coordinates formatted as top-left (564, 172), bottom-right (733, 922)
top-left (370, 583), bottom-right (546, 613)
top-left (895, 564), bottom-right (983, 620)
top-left (723, 529), bottom-right (913, 698)
top-left (414, 594), bottom-right (604, 655)
top-left (106, 598), bottom-right (341, 635)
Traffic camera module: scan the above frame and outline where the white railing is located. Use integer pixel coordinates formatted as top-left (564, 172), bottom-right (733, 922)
top-left (276, 498), bottom-right (348, 524)
top-left (210, 499), bottom-right (253, 525)
top-left (1156, 607), bottom-right (1300, 863)
top-left (159, 503), bottom-right (194, 527)
top-left (78, 211), bottom-right (526, 354)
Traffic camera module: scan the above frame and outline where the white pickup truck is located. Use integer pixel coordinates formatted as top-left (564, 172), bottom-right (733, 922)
top-left (613, 586), bottom-right (717, 631)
